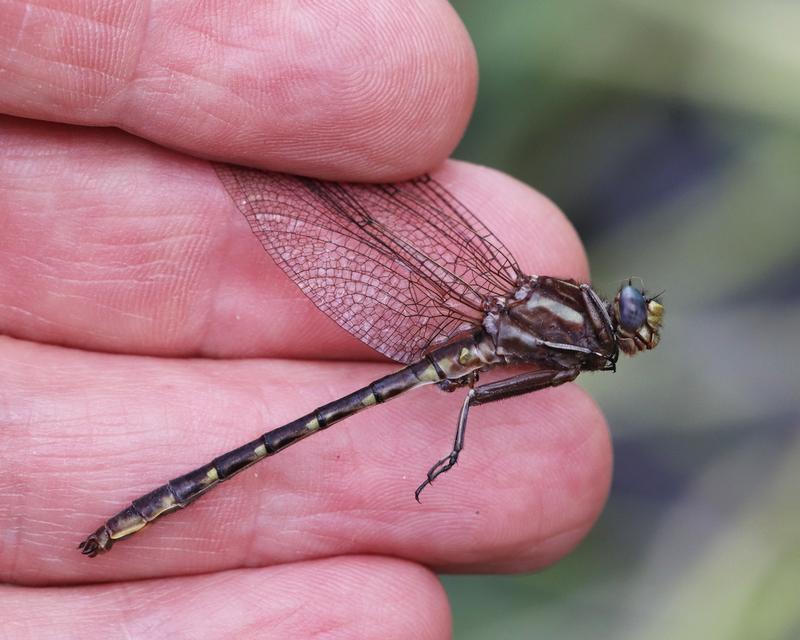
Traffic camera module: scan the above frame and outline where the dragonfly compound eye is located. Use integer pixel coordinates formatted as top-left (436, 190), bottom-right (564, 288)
top-left (617, 285), bottom-right (647, 331)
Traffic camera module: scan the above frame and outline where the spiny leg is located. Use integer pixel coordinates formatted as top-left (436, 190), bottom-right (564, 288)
top-left (415, 388), bottom-right (474, 501)
top-left (414, 367), bottom-right (580, 501)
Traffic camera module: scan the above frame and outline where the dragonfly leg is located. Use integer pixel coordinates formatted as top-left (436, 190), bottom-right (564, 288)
top-left (414, 367), bottom-right (580, 501)
top-left (415, 388), bottom-right (474, 501)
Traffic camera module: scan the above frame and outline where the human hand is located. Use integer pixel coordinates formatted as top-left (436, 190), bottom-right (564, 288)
top-left (0, 2), bottom-right (610, 637)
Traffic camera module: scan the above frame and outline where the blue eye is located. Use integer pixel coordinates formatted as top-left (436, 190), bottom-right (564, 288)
top-left (618, 286), bottom-right (647, 331)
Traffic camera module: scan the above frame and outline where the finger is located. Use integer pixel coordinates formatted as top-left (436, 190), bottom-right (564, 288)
top-left (0, 556), bottom-right (450, 639)
top-left (0, 119), bottom-right (588, 359)
top-left (0, 0), bottom-right (475, 180)
top-left (0, 337), bottom-right (610, 583)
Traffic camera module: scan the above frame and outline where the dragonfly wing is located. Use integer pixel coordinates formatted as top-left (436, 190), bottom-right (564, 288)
top-left (214, 164), bottom-right (522, 363)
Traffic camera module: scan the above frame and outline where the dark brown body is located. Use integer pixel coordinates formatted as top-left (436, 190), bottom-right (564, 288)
top-left (79, 275), bottom-right (618, 556)
top-left (78, 166), bottom-right (663, 557)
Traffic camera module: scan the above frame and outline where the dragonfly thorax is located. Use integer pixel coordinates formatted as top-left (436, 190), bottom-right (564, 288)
top-left (476, 276), bottom-right (618, 371)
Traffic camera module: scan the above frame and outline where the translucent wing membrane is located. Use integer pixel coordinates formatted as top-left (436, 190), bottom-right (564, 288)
top-left (214, 164), bottom-right (522, 363)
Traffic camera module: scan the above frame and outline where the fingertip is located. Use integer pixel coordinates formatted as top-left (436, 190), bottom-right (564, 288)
top-left (199, 0), bottom-right (478, 180)
top-left (407, 381), bottom-right (611, 574)
top-left (2, 556), bottom-right (452, 639)
top-left (0, 0), bottom-right (477, 181)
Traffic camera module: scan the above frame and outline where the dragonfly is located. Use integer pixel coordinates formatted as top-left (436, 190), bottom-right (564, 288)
top-left (78, 164), bottom-right (664, 557)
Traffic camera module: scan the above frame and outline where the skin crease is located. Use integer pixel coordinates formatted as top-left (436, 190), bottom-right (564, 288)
top-left (0, 2), bottom-right (611, 639)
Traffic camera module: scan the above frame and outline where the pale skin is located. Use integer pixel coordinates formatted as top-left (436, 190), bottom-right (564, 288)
top-left (0, 1), bottom-right (611, 638)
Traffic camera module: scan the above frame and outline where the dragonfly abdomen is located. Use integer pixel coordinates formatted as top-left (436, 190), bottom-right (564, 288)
top-left (78, 357), bottom-right (448, 556)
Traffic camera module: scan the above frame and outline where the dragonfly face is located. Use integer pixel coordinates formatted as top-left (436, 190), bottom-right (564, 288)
top-left (612, 285), bottom-right (664, 356)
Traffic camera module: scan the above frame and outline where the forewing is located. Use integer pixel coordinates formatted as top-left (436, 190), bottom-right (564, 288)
top-left (214, 164), bottom-right (522, 363)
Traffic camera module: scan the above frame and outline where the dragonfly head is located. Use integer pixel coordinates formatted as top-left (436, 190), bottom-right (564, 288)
top-left (611, 284), bottom-right (663, 356)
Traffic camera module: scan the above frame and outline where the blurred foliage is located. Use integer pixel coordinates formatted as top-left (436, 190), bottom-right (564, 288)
top-left (447, 1), bottom-right (800, 638)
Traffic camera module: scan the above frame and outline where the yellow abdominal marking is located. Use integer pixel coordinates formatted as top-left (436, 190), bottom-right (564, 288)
top-left (418, 363), bottom-right (442, 384)
top-left (112, 516), bottom-right (147, 539)
top-left (306, 417), bottom-right (320, 432)
top-left (361, 393), bottom-right (377, 407)
top-left (149, 493), bottom-right (177, 518)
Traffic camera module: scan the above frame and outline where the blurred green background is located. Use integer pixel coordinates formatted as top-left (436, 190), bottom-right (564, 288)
top-left (446, 1), bottom-right (800, 638)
